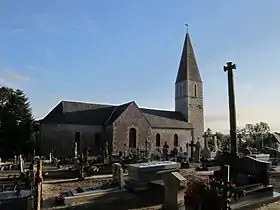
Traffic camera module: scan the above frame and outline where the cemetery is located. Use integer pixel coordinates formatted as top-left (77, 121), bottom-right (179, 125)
top-left (1, 63), bottom-right (280, 210)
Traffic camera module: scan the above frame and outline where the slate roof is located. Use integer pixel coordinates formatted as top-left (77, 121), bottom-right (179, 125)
top-left (176, 33), bottom-right (202, 83)
top-left (41, 100), bottom-right (193, 129)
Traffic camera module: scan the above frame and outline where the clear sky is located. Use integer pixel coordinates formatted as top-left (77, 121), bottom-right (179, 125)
top-left (0, 1), bottom-right (280, 132)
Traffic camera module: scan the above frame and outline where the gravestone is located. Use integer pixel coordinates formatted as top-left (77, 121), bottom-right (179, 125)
top-left (14, 155), bottom-right (17, 165)
top-left (19, 155), bottom-right (24, 173)
top-left (49, 153), bottom-right (52, 163)
top-left (201, 133), bottom-right (211, 160)
top-left (177, 147), bottom-right (184, 161)
top-left (163, 171), bottom-right (186, 210)
top-left (188, 140), bottom-right (196, 161)
top-left (194, 141), bottom-right (201, 162)
top-left (74, 141), bottom-right (78, 159)
top-left (112, 163), bottom-right (124, 189)
top-left (213, 135), bottom-right (218, 152)
top-left (163, 142), bottom-right (169, 161)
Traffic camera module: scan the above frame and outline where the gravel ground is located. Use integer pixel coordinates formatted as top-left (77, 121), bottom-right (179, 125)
top-left (42, 178), bottom-right (111, 209)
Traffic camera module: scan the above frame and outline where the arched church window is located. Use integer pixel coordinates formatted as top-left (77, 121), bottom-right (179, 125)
top-left (129, 128), bottom-right (137, 148)
top-left (156, 133), bottom-right (161, 147)
top-left (194, 84), bottom-right (197, 97)
top-left (174, 134), bottom-right (179, 146)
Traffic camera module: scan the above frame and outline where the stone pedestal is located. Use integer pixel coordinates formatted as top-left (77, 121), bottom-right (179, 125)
top-left (163, 172), bottom-right (186, 210)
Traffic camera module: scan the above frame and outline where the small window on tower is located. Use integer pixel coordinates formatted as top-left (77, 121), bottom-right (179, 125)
top-left (194, 84), bottom-right (197, 97)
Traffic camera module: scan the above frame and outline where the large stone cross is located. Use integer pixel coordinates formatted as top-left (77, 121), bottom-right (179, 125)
top-left (224, 61), bottom-right (238, 156)
top-left (188, 140), bottom-right (196, 161)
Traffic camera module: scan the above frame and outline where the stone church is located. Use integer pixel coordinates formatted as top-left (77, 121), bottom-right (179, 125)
top-left (39, 32), bottom-right (204, 158)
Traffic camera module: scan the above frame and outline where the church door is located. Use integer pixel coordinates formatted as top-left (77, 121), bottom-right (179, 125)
top-left (129, 128), bottom-right (137, 148)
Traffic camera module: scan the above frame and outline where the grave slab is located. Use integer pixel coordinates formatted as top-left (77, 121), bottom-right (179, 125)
top-left (127, 161), bottom-right (181, 182)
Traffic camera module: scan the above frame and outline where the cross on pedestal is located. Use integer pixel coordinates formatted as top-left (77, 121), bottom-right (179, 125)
top-left (188, 140), bottom-right (196, 160)
top-left (224, 61), bottom-right (237, 156)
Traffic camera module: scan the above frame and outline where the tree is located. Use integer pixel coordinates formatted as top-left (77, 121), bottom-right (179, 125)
top-left (241, 122), bottom-right (270, 148)
top-left (0, 86), bottom-right (34, 157)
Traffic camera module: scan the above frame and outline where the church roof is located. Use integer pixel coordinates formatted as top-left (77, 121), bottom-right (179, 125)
top-left (41, 100), bottom-right (193, 129)
top-left (176, 33), bottom-right (202, 83)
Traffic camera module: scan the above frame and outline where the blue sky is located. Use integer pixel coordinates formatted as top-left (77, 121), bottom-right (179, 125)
top-left (0, 1), bottom-right (280, 132)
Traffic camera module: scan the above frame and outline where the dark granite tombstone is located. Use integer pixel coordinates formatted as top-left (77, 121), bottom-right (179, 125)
top-left (163, 142), bottom-right (169, 161)
top-left (194, 141), bottom-right (201, 162)
top-left (188, 140), bottom-right (196, 162)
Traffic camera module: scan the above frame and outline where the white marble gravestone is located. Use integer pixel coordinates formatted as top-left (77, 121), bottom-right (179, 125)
top-left (112, 163), bottom-right (124, 189)
top-left (19, 155), bottom-right (24, 173)
top-left (213, 135), bottom-right (218, 152)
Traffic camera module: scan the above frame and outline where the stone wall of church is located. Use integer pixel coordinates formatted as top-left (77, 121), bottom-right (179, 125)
top-left (40, 123), bottom-right (103, 157)
top-left (149, 128), bottom-right (192, 153)
top-left (112, 102), bottom-right (151, 156)
top-left (188, 80), bottom-right (205, 147)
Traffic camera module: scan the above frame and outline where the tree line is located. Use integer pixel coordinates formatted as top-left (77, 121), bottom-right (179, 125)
top-left (205, 121), bottom-right (275, 150)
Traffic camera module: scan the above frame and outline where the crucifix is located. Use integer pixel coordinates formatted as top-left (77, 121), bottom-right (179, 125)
top-left (188, 138), bottom-right (196, 161)
top-left (224, 61), bottom-right (238, 156)
top-left (145, 139), bottom-right (150, 158)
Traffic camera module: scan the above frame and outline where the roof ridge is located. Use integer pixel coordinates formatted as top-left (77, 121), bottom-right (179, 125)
top-left (104, 101), bottom-right (134, 125)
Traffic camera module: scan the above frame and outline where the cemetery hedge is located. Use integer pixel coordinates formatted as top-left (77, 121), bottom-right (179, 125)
top-left (0, 86), bottom-right (36, 158)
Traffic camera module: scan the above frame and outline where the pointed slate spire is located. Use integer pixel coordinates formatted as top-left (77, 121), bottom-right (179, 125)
top-left (175, 33), bottom-right (202, 83)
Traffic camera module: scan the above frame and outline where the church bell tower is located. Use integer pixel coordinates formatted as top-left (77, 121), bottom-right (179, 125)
top-left (175, 32), bottom-right (204, 145)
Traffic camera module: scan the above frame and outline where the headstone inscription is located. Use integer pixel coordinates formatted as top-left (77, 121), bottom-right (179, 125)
top-left (185, 143), bottom-right (188, 157)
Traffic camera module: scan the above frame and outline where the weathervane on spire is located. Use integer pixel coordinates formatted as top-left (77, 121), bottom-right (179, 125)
top-left (185, 24), bottom-right (189, 33)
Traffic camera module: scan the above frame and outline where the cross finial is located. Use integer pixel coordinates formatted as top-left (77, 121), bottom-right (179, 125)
top-left (224, 61), bottom-right (236, 72)
top-left (185, 24), bottom-right (189, 33)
